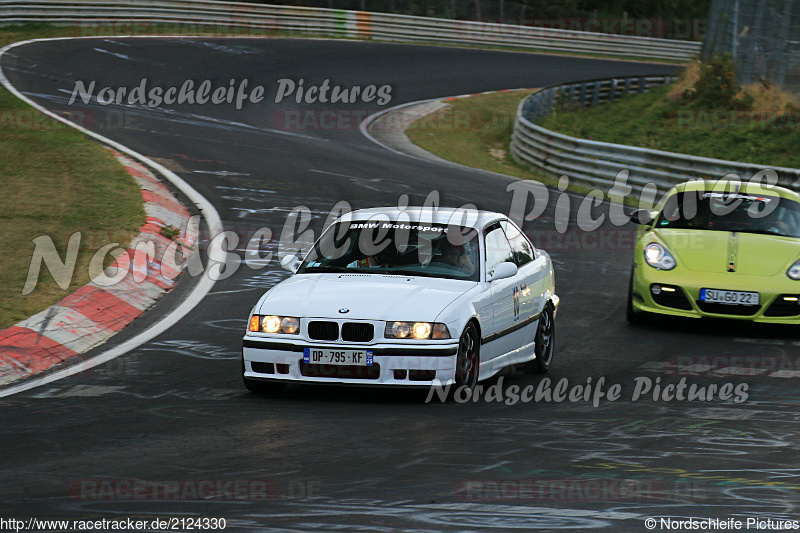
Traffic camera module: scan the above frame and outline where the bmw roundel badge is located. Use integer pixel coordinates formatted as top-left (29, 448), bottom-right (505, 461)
top-left (339, 308), bottom-right (350, 314)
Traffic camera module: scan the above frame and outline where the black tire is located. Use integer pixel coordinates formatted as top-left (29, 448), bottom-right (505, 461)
top-left (242, 361), bottom-right (286, 394)
top-left (526, 304), bottom-right (555, 374)
top-left (455, 322), bottom-right (480, 390)
top-left (626, 270), bottom-right (647, 325)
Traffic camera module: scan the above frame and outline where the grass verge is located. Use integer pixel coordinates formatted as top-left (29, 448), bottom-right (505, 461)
top-left (537, 83), bottom-right (800, 169)
top-left (0, 25), bottom-right (145, 330)
top-left (404, 90), bottom-right (610, 199)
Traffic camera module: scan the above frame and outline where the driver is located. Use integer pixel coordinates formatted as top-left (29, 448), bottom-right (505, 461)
top-left (347, 246), bottom-right (396, 269)
top-left (440, 242), bottom-right (475, 276)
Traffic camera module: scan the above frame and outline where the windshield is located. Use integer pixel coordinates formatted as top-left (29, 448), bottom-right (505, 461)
top-left (297, 221), bottom-right (481, 281)
top-left (656, 192), bottom-right (800, 238)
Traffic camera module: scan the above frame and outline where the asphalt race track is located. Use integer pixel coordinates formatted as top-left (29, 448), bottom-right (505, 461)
top-left (2, 38), bottom-right (800, 532)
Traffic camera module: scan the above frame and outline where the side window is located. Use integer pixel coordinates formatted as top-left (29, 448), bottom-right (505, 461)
top-left (501, 220), bottom-right (535, 267)
top-left (484, 224), bottom-right (514, 273)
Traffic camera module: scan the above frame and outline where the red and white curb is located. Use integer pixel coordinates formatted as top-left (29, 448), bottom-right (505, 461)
top-left (0, 149), bottom-right (197, 386)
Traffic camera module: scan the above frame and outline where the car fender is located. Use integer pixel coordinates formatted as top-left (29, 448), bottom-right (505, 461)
top-left (434, 283), bottom-right (488, 341)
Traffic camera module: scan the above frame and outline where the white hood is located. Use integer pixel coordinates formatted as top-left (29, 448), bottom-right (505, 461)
top-left (257, 273), bottom-right (475, 322)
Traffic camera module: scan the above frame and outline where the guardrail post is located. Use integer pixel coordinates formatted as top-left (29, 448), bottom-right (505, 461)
top-left (591, 81), bottom-right (601, 107)
top-left (579, 82), bottom-right (587, 107)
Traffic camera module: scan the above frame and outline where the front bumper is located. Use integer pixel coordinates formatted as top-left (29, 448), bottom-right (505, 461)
top-left (631, 264), bottom-right (800, 324)
top-left (242, 336), bottom-right (459, 387)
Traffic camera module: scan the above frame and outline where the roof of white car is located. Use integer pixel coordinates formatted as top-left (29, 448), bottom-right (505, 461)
top-left (343, 207), bottom-right (505, 228)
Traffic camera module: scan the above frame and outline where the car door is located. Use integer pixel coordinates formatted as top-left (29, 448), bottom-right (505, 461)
top-left (482, 223), bottom-right (522, 359)
top-left (501, 220), bottom-right (548, 348)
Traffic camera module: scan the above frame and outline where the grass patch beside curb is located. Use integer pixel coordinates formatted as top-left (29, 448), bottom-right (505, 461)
top-left (0, 26), bottom-right (145, 330)
top-left (404, 90), bottom-right (609, 201)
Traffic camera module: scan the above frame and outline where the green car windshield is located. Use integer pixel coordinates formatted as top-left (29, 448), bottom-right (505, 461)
top-left (656, 192), bottom-right (800, 238)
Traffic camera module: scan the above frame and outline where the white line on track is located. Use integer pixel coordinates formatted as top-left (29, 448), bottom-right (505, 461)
top-left (308, 168), bottom-right (365, 179)
top-left (359, 94), bottom-right (608, 202)
top-left (206, 288), bottom-right (263, 296)
top-left (0, 37), bottom-right (224, 398)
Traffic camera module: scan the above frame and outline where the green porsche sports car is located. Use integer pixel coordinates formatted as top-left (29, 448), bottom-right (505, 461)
top-left (628, 179), bottom-right (800, 324)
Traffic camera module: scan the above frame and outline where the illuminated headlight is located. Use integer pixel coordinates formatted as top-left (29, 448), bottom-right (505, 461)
top-left (788, 259), bottom-right (800, 280)
top-left (248, 315), bottom-right (300, 334)
top-left (644, 243), bottom-right (676, 270)
top-left (385, 321), bottom-right (450, 340)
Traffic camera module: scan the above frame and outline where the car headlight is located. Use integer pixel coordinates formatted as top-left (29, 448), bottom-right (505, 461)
top-left (788, 259), bottom-right (800, 280)
top-left (644, 242), bottom-right (676, 270)
top-left (385, 321), bottom-right (450, 340)
top-left (248, 315), bottom-right (300, 334)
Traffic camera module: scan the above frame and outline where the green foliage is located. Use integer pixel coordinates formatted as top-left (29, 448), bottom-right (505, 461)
top-left (682, 55), bottom-right (752, 111)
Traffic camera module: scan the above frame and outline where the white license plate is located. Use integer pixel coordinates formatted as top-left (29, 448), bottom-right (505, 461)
top-left (303, 348), bottom-right (373, 366)
top-left (700, 288), bottom-right (760, 306)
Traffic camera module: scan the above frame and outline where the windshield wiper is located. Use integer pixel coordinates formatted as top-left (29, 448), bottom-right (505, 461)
top-left (382, 269), bottom-right (444, 278)
top-left (299, 265), bottom-right (356, 273)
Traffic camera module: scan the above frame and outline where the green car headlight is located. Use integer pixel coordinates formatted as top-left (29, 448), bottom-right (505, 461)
top-left (644, 243), bottom-right (676, 270)
top-left (787, 259), bottom-right (800, 280)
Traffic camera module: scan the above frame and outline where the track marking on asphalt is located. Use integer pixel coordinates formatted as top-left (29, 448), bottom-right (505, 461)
top-left (32, 385), bottom-right (127, 398)
top-left (0, 37), bottom-right (224, 398)
top-left (308, 168), bottom-right (388, 191)
top-left (638, 360), bottom-right (800, 378)
top-left (39, 88), bottom-right (325, 142)
top-left (308, 168), bottom-right (365, 179)
top-left (735, 338), bottom-right (799, 346)
top-left (469, 460), bottom-right (511, 473)
top-left (93, 47), bottom-right (133, 60)
top-left (194, 170), bottom-right (252, 177)
top-left (207, 288), bottom-right (263, 296)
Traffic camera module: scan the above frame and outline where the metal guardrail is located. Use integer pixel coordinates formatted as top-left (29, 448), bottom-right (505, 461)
top-left (0, 0), bottom-right (702, 61)
top-left (510, 76), bottom-right (800, 196)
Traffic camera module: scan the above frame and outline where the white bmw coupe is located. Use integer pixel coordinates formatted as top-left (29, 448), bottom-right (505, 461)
top-left (242, 207), bottom-right (558, 392)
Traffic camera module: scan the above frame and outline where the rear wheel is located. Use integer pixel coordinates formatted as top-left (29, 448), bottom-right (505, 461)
top-left (455, 323), bottom-right (480, 390)
top-left (526, 304), bottom-right (555, 374)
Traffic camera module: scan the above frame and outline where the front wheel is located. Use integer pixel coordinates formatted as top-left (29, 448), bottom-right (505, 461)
top-left (455, 323), bottom-right (480, 390)
top-left (626, 270), bottom-right (647, 325)
top-left (526, 304), bottom-right (555, 374)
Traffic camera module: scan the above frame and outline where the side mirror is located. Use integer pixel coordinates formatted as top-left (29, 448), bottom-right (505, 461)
top-left (629, 209), bottom-right (656, 225)
top-left (488, 261), bottom-right (518, 281)
top-left (281, 254), bottom-right (301, 273)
